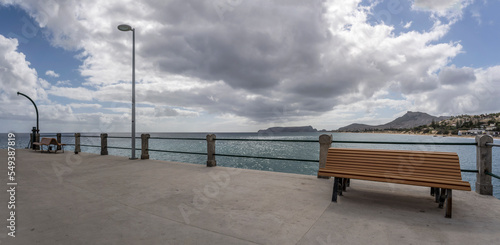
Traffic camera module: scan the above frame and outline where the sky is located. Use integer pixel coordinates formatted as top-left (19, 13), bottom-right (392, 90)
top-left (0, 0), bottom-right (499, 133)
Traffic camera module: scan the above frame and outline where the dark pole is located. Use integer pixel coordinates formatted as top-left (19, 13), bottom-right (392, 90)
top-left (17, 92), bottom-right (39, 133)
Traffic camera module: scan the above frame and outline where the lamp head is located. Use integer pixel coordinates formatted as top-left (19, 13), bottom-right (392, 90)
top-left (118, 24), bottom-right (133, 31)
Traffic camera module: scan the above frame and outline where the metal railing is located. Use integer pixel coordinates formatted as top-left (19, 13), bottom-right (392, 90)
top-left (43, 133), bottom-right (500, 191)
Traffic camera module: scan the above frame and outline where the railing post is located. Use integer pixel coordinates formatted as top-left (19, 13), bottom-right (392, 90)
top-left (101, 133), bottom-right (108, 155)
top-left (30, 133), bottom-right (33, 150)
top-left (141, 134), bottom-right (150, 160)
top-left (75, 133), bottom-right (81, 154)
top-left (57, 133), bottom-right (62, 151)
top-left (206, 134), bottom-right (217, 167)
top-left (35, 133), bottom-right (40, 150)
top-left (318, 134), bottom-right (332, 179)
top-left (475, 135), bottom-right (493, 195)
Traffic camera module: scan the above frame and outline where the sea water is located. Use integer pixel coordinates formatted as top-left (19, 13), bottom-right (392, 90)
top-left (1, 132), bottom-right (499, 198)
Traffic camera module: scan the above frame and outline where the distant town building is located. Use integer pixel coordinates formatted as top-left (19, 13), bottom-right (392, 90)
top-left (486, 126), bottom-right (496, 131)
top-left (468, 129), bottom-right (485, 135)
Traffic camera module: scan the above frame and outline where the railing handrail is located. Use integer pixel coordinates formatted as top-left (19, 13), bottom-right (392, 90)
top-left (150, 137), bottom-right (205, 141)
top-left (216, 138), bottom-right (318, 143)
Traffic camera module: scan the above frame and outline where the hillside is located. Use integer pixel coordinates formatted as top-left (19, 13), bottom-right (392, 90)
top-left (338, 111), bottom-right (449, 132)
top-left (258, 126), bottom-right (317, 134)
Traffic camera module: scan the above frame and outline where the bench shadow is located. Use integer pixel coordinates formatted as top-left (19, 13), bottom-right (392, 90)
top-left (332, 184), bottom-right (445, 217)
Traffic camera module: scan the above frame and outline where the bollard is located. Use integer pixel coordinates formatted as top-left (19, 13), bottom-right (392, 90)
top-left (75, 133), bottom-right (81, 154)
top-left (206, 134), bottom-right (216, 167)
top-left (31, 127), bottom-right (37, 150)
top-left (141, 134), bottom-right (150, 160)
top-left (101, 133), bottom-right (108, 155)
top-left (57, 133), bottom-right (62, 151)
top-left (318, 134), bottom-right (332, 179)
top-left (35, 133), bottom-right (40, 151)
top-left (475, 135), bottom-right (493, 195)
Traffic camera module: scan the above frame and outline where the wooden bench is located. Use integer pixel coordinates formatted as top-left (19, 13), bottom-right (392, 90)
top-left (318, 148), bottom-right (471, 218)
top-left (33, 137), bottom-right (66, 153)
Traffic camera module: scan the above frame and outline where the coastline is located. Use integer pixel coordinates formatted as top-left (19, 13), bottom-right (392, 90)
top-left (331, 131), bottom-right (494, 139)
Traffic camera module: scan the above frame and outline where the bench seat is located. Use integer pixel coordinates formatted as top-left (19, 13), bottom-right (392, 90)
top-left (33, 137), bottom-right (66, 153)
top-left (318, 148), bottom-right (471, 218)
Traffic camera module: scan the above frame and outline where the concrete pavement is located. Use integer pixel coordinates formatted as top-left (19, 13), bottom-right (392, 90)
top-left (1, 149), bottom-right (499, 244)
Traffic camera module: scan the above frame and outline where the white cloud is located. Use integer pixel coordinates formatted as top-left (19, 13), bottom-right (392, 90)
top-left (55, 80), bottom-right (71, 86)
top-left (438, 65), bottom-right (476, 85)
top-left (1, 0), bottom-right (496, 133)
top-left (409, 65), bottom-right (500, 115)
top-left (0, 35), bottom-right (39, 99)
top-left (470, 9), bottom-right (481, 25)
top-left (69, 103), bottom-right (102, 109)
top-left (45, 70), bottom-right (59, 77)
top-left (403, 21), bottom-right (412, 29)
top-left (154, 106), bottom-right (199, 117)
top-left (412, 0), bottom-right (472, 20)
top-left (47, 86), bottom-right (94, 101)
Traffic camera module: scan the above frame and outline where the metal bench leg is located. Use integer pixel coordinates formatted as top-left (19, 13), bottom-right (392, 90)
top-left (445, 189), bottom-right (452, 218)
top-left (342, 178), bottom-right (348, 192)
top-left (438, 189), bottom-right (447, 208)
top-left (435, 188), bottom-right (441, 203)
top-left (430, 187), bottom-right (435, 196)
top-left (332, 177), bottom-right (339, 202)
top-left (338, 178), bottom-right (344, 196)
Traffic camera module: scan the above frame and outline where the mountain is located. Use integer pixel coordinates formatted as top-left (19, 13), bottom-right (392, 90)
top-left (258, 126), bottom-right (318, 133)
top-left (338, 111), bottom-right (450, 131)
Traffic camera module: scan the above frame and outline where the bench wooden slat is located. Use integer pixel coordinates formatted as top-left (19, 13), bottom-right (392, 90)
top-left (328, 156), bottom-right (461, 166)
top-left (324, 163), bottom-right (463, 176)
top-left (324, 161), bottom-right (463, 173)
top-left (319, 171), bottom-right (471, 191)
top-left (318, 169), bottom-right (471, 190)
top-left (322, 166), bottom-right (463, 180)
top-left (330, 155), bottom-right (461, 166)
top-left (329, 148), bottom-right (459, 157)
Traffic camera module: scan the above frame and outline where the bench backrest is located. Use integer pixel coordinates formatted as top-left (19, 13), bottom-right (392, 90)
top-left (321, 148), bottom-right (471, 191)
top-left (39, 137), bottom-right (53, 144)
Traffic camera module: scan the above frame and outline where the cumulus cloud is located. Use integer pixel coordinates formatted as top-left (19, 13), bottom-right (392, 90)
top-left (409, 65), bottom-right (500, 115)
top-left (154, 106), bottom-right (199, 117)
top-left (412, 0), bottom-right (472, 20)
top-left (438, 65), bottom-right (476, 85)
top-left (0, 34), bottom-right (52, 127)
top-left (69, 103), bottom-right (102, 109)
top-left (0, 35), bottom-right (39, 98)
top-left (45, 70), bottom-right (59, 77)
top-left (1, 0), bottom-right (496, 132)
top-left (47, 86), bottom-right (94, 101)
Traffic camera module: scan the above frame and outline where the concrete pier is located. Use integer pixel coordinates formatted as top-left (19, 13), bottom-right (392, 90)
top-left (1, 149), bottom-right (499, 244)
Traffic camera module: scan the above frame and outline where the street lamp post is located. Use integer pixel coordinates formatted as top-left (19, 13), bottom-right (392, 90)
top-left (118, 24), bottom-right (137, 160)
top-left (17, 92), bottom-right (39, 150)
